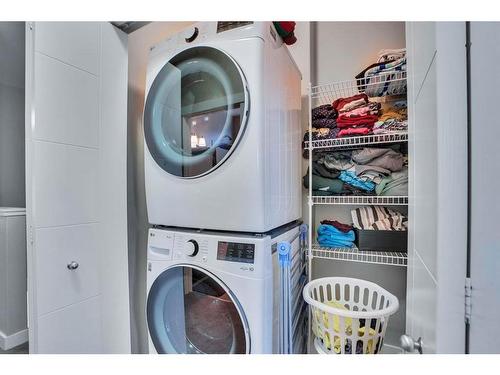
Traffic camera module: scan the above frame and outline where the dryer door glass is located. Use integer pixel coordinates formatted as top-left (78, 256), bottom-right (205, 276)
top-left (147, 265), bottom-right (248, 354)
top-left (144, 46), bottom-right (248, 178)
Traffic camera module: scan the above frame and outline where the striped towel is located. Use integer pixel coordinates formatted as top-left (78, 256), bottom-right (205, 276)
top-left (351, 206), bottom-right (407, 231)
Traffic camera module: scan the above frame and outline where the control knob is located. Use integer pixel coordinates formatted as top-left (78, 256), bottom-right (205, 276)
top-left (184, 27), bottom-right (199, 43)
top-left (184, 239), bottom-right (199, 257)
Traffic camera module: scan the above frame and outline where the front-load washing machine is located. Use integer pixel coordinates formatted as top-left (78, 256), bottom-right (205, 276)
top-left (143, 22), bottom-right (302, 232)
top-left (146, 223), bottom-right (300, 354)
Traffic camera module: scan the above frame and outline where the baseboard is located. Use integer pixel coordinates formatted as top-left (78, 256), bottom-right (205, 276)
top-left (0, 329), bottom-right (28, 351)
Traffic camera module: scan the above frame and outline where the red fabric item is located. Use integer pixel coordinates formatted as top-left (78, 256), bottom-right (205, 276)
top-left (337, 127), bottom-right (371, 137)
top-left (332, 93), bottom-right (368, 111)
top-left (321, 220), bottom-right (353, 233)
top-left (283, 34), bottom-right (297, 45)
top-left (336, 114), bottom-right (379, 128)
top-left (276, 21), bottom-right (296, 35)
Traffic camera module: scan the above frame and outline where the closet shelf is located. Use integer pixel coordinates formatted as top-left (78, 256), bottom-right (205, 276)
top-left (310, 70), bottom-right (407, 105)
top-left (311, 244), bottom-right (407, 267)
top-left (310, 195), bottom-right (408, 206)
top-left (304, 131), bottom-right (408, 150)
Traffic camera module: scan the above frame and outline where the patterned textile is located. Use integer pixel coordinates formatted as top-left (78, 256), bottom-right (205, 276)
top-left (312, 117), bottom-right (337, 129)
top-left (351, 206), bottom-right (408, 231)
top-left (312, 104), bottom-right (338, 120)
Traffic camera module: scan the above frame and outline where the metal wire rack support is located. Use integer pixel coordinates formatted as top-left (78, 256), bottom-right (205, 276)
top-left (278, 224), bottom-right (308, 354)
top-left (311, 195), bottom-right (408, 206)
top-left (311, 245), bottom-right (407, 267)
top-left (304, 131), bottom-right (408, 150)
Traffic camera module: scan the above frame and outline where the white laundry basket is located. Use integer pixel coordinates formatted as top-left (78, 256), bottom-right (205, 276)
top-left (303, 277), bottom-right (399, 354)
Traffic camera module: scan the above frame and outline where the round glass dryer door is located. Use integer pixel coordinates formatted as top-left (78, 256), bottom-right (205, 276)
top-left (147, 265), bottom-right (249, 354)
top-left (144, 46), bottom-right (249, 178)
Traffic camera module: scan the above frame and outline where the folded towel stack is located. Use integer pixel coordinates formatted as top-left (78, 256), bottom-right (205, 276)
top-left (317, 222), bottom-right (355, 248)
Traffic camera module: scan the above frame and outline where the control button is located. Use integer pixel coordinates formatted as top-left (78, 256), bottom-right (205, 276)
top-left (184, 239), bottom-right (199, 257)
top-left (184, 27), bottom-right (199, 43)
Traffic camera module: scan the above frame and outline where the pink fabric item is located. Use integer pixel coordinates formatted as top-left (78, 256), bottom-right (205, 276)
top-left (337, 127), bottom-right (371, 137)
top-left (336, 114), bottom-right (379, 128)
top-left (342, 104), bottom-right (379, 117)
top-left (332, 93), bottom-right (369, 112)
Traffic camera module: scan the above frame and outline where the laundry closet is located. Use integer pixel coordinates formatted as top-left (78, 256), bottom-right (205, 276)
top-left (302, 22), bottom-right (468, 354)
top-left (0, 21), bottom-right (499, 355)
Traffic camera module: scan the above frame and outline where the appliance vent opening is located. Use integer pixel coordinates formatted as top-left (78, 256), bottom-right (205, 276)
top-left (217, 21), bottom-right (253, 33)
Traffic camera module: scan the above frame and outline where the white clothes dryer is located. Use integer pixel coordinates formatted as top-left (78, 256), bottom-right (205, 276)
top-left (146, 223), bottom-right (300, 354)
top-left (143, 22), bottom-right (302, 232)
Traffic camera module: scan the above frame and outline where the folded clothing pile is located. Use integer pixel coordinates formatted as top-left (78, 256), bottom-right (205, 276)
top-left (333, 93), bottom-right (381, 137)
top-left (312, 104), bottom-right (338, 129)
top-left (303, 146), bottom-right (408, 197)
top-left (351, 206), bottom-right (408, 231)
top-left (307, 96), bottom-right (407, 142)
top-left (317, 220), bottom-right (355, 248)
top-left (356, 48), bottom-right (407, 97)
top-left (373, 100), bottom-right (408, 134)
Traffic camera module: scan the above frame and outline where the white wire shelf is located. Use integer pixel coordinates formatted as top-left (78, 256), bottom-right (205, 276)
top-left (311, 244), bottom-right (407, 267)
top-left (311, 71), bottom-right (407, 105)
top-left (310, 195), bottom-right (408, 206)
top-left (304, 131), bottom-right (408, 150)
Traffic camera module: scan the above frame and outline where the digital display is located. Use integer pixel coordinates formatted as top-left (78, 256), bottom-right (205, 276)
top-left (217, 241), bottom-right (255, 264)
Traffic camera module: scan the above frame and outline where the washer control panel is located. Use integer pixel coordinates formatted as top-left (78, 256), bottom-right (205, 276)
top-left (147, 228), bottom-right (273, 278)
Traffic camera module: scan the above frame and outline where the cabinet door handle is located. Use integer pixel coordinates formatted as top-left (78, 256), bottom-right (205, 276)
top-left (67, 261), bottom-right (79, 270)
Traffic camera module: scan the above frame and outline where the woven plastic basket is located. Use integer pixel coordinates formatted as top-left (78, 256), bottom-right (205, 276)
top-left (303, 277), bottom-right (399, 354)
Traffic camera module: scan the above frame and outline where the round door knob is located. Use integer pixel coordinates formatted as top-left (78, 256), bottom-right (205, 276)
top-left (400, 334), bottom-right (423, 354)
top-left (184, 240), bottom-right (199, 257)
top-left (67, 261), bottom-right (79, 270)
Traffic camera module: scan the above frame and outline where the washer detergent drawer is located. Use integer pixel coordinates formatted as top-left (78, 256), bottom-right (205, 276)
top-left (35, 224), bottom-right (100, 315)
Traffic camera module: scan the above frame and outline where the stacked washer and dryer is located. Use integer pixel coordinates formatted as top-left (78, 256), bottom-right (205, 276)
top-left (143, 22), bottom-right (303, 354)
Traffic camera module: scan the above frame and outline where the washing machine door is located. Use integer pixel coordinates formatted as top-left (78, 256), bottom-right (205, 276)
top-left (147, 265), bottom-right (250, 354)
top-left (144, 46), bottom-right (249, 178)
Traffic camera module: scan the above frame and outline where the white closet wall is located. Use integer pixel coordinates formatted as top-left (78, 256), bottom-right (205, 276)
top-left (470, 22), bottom-right (500, 353)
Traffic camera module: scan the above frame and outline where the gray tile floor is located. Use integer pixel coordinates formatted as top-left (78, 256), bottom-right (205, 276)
top-left (0, 342), bottom-right (29, 354)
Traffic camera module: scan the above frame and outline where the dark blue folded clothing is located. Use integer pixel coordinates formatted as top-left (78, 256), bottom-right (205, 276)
top-left (317, 224), bottom-right (355, 248)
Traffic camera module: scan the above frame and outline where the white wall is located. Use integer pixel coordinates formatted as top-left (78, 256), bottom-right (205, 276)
top-left (127, 21), bottom-right (194, 354)
top-left (0, 22), bottom-right (25, 207)
top-left (313, 22), bottom-right (406, 85)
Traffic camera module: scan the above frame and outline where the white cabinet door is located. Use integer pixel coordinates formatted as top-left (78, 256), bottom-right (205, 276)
top-left (405, 22), bottom-right (468, 354)
top-left (25, 22), bottom-right (130, 353)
